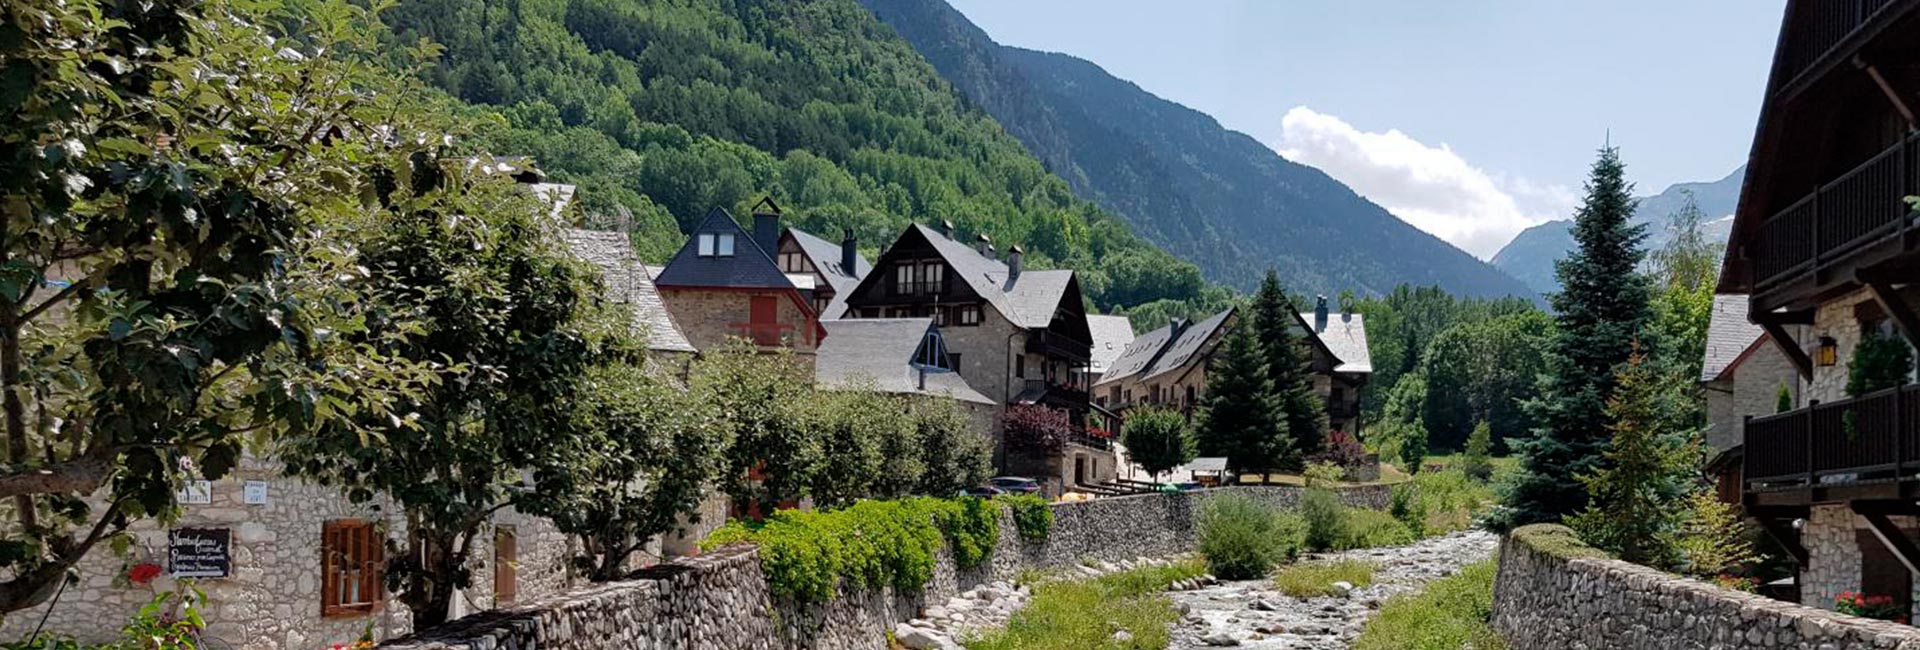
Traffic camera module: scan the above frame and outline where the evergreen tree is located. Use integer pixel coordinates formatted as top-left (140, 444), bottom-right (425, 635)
top-left (1460, 420), bottom-right (1495, 482)
top-left (1504, 146), bottom-right (1652, 527)
top-left (1565, 352), bottom-right (1695, 565)
top-left (1199, 321), bottom-right (1287, 478)
top-left (1251, 270), bottom-right (1326, 469)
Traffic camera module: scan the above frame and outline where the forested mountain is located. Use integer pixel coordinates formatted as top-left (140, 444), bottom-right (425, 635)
top-left (854, 0), bottom-right (1537, 299)
top-left (1491, 166), bottom-right (1743, 294)
top-left (372, 0), bottom-right (1226, 313)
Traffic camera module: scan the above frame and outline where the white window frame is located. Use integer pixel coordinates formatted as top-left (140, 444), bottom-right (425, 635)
top-left (716, 233), bottom-right (735, 257)
top-left (697, 234), bottom-right (716, 257)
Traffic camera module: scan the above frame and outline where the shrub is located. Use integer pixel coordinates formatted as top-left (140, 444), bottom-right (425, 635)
top-left (1389, 484), bottom-right (1427, 538)
top-left (1313, 429), bottom-right (1370, 470)
top-left (1673, 490), bottom-right (1757, 579)
top-left (1458, 422), bottom-right (1494, 481)
top-left (1273, 560), bottom-right (1377, 598)
top-left (1353, 560), bottom-right (1506, 650)
top-left (1300, 488), bottom-right (1345, 551)
top-left (1002, 493), bottom-right (1054, 541)
top-left (1836, 591), bottom-right (1906, 623)
top-left (930, 497), bottom-right (1000, 570)
top-left (1303, 461), bottom-right (1346, 487)
top-left (965, 561), bottom-right (1204, 650)
top-left (1196, 492), bottom-right (1304, 579)
top-left (1413, 469), bottom-right (1496, 535)
top-left (1846, 333), bottom-right (1914, 398)
top-left (1001, 404), bottom-right (1076, 454)
top-left (1340, 508), bottom-right (1416, 549)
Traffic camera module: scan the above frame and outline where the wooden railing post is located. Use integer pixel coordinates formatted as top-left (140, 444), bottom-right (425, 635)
top-left (1807, 399), bottom-right (1820, 486)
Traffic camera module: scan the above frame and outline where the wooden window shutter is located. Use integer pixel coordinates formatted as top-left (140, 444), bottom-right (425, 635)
top-left (321, 521), bottom-right (340, 614)
top-left (493, 527), bottom-right (518, 605)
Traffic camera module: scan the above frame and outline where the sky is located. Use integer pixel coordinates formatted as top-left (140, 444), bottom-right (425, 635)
top-left (944, 0), bottom-right (1786, 258)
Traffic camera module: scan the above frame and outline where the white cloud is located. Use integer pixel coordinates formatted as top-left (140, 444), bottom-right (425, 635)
top-left (1273, 106), bottom-right (1575, 259)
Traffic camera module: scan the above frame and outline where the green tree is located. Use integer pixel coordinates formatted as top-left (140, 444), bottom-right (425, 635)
top-left (1122, 407), bottom-right (1197, 483)
top-left (282, 152), bottom-right (612, 626)
top-left (1775, 382), bottom-right (1794, 414)
top-left (1252, 271), bottom-right (1326, 467)
top-left (1369, 372), bottom-right (1430, 473)
top-left (909, 398), bottom-right (993, 497)
top-left (0, 0), bottom-right (432, 615)
top-left (1565, 352), bottom-right (1695, 565)
top-left (1674, 490), bottom-right (1758, 580)
top-left (1199, 321), bottom-right (1286, 478)
top-left (522, 362), bottom-right (725, 581)
top-left (806, 388), bottom-right (891, 509)
top-left (1506, 146), bottom-right (1652, 527)
top-left (690, 341), bottom-right (819, 516)
top-left (1418, 311), bottom-right (1552, 450)
top-left (1460, 421), bottom-right (1495, 482)
top-left (1846, 333), bottom-right (1914, 397)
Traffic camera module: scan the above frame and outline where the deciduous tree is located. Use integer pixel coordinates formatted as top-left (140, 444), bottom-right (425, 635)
top-left (691, 341), bottom-right (818, 517)
top-left (1122, 407), bottom-right (1196, 483)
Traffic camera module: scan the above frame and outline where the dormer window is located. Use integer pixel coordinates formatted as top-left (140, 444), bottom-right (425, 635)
top-left (698, 233), bottom-right (736, 257)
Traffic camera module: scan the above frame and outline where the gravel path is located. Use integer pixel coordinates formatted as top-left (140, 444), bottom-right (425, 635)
top-left (1168, 530), bottom-right (1499, 649)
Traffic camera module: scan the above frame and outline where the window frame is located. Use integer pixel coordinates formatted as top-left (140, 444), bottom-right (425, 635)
top-left (321, 519), bottom-right (385, 618)
top-left (920, 262), bottom-right (945, 294)
top-left (957, 305), bottom-right (982, 326)
top-left (697, 233), bottom-right (716, 257)
top-left (716, 233), bottom-right (736, 257)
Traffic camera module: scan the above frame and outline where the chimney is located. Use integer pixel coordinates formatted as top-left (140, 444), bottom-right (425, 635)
top-left (1314, 295), bottom-right (1329, 332)
top-left (840, 228), bottom-right (858, 275)
top-left (941, 219), bottom-right (956, 240)
top-left (975, 233), bottom-right (994, 258)
top-left (1008, 245), bottom-right (1024, 282)
top-left (752, 207), bottom-right (780, 256)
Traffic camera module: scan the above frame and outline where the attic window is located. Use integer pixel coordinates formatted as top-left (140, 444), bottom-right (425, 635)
top-left (697, 233), bottom-right (736, 258)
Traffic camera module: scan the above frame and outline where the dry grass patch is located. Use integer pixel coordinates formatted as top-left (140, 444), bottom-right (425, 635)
top-left (1272, 559), bottom-right (1377, 598)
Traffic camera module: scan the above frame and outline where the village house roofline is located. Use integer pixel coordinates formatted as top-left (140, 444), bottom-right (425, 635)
top-left (845, 223), bottom-right (1089, 338)
top-left (815, 318), bottom-right (994, 404)
top-left (654, 207), bottom-right (797, 291)
top-left (562, 230), bottom-right (696, 354)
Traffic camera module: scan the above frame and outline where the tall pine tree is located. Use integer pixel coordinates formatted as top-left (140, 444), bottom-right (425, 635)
top-left (1199, 317), bottom-right (1287, 478)
top-left (1503, 146), bottom-right (1651, 527)
top-left (1251, 270), bottom-right (1326, 469)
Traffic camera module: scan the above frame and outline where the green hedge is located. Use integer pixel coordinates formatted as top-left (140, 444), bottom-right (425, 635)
top-left (704, 495), bottom-right (1038, 602)
top-left (1001, 494), bottom-right (1054, 541)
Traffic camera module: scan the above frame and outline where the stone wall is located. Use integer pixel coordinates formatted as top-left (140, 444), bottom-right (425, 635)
top-left (377, 485), bottom-right (1389, 650)
top-left (1493, 524), bottom-right (1920, 649)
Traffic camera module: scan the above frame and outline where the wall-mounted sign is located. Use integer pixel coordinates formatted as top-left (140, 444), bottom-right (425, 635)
top-left (243, 480), bottom-right (269, 505)
top-left (168, 528), bottom-right (231, 578)
top-left (176, 480), bottom-right (212, 505)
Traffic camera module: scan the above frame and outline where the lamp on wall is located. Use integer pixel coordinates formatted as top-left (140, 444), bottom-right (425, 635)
top-left (1815, 336), bottom-right (1839, 367)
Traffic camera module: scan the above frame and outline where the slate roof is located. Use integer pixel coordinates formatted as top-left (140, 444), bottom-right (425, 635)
top-left (654, 208), bottom-right (795, 291)
top-left (905, 224), bottom-right (1075, 330)
top-left (1703, 294), bottom-right (1766, 382)
top-left (529, 183), bottom-right (576, 221)
top-left (1087, 315), bottom-right (1136, 376)
top-left (788, 227), bottom-right (871, 320)
top-left (562, 229), bottom-right (695, 353)
top-left (1098, 308), bottom-right (1236, 386)
top-left (815, 319), bottom-right (993, 404)
top-left (1304, 311), bottom-right (1371, 374)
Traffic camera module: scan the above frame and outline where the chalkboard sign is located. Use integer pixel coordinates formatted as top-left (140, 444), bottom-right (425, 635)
top-left (168, 528), bottom-right (231, 578)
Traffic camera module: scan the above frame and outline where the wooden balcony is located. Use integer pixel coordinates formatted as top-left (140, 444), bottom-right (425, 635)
top-left (1746, 132), bottom-right (1920, 311)
top-left (1025, 330), bottom-right (1091, 362)
top-left (1744, 384), bottom-right (1920, 505)
top-left (1771, 0), bottom-right (1905, 98)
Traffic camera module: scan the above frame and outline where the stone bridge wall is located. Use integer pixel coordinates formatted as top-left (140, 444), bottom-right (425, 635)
top-left (1492, 524), bottom-right (1920, 650)
top-left (377, 484), bottom-right (1389, 650)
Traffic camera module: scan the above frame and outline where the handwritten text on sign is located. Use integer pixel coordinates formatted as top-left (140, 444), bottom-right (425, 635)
top-left (168, 528), bottom-right (232, 578)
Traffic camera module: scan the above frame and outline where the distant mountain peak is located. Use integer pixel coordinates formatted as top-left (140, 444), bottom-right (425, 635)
top-left (1490, 165), bottom-right (1745, 294)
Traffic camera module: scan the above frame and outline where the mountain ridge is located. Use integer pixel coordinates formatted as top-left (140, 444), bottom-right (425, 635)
top-left (856, 0), bottom-right (1538, 300)
top-left (1491, 165), bottom-right (1744, 293)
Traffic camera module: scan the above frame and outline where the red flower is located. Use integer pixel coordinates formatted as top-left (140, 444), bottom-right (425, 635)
top-left (127, 562), bottom-right (162, 585)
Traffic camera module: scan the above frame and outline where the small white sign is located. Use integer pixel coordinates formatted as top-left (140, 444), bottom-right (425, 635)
top-left (243, 480), bottom-right (269, 505)
top-left (177, 480), bottom-right (212, 505)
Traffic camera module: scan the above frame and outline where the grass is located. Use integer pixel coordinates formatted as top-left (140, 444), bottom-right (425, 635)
top-left (1353, 560), bottom-right (1507, 650)
top-left (1272, 560), bottom-right (1377, 598)
top-left (1410, 468), bottom-right (1499, 536)
top-left (964, 559), bottom-right (1207, 650)
top-left (1232, 465), bottom-right (1414, 488)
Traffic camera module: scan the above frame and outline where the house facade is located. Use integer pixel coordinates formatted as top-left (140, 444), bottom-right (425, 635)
top-left (1700, 294), bottom-right (1806, 504)
top-left (839, 224), bottom-right (1107, 493)
top-left (654, 207), bottom-right (824, 357)
top-left (775, 224), bottom-right (871, 319)
top-left (1720, 0), bottom-right (1920, 617)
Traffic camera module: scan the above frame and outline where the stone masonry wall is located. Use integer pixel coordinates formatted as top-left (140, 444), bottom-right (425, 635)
top-left (378, 485), bottom-right (1390, 650)
top-left (1493, 524), bottom-right (1920, 649)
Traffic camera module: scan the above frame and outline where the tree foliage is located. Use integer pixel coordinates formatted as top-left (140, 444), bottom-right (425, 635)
top-left (1506, 146), bottom-right (1651, 527)
top-left (0, 0), bottom-right (435, 615)
top-left (1198, 321), bottom-right (1286, 477)
top-left (1121, 407), bottom-right (1195, 482)
top-left (1252, 271), bottom-right (1325, 466)
top-left (1846, 333), bottom-right (1914, 398)
top-left (689, 341), bottom-right (817, 516)
top-left (1564, 352), bottom-right (1695, 565)
top-left (1001, 404), bottom-right (1075, 457)
top-left (1418, 311), bottom-right (1551, 451)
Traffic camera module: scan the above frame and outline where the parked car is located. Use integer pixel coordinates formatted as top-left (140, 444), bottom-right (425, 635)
top-left (986, 476), bottom-right (1041, 495)
top-left (961, 485), bottom-right (1004, 498)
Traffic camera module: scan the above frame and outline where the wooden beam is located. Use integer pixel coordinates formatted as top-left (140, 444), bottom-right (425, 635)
top-left (1757, 518), bottom-right (1809, 566)
top-left (1856, 507), bottom-right (1920, 576)
top-left (1863, 279), bottom-right (1920, 348)
top-left (1858, 58), bottom-right (1918, 129)
top-left (1758, 319), bottom-right (1814, 381)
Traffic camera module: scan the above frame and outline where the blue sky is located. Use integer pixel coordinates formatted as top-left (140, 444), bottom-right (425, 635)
top-left (944, 0), bottom-right (1785, 257)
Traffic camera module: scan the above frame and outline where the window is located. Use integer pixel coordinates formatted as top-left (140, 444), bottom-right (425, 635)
top-left (716, 233), bottom-right (735, 257)
top-left (958, 306), bottom-right (982, 326)
top-left (779, 252), bottom-right (808, 273)
top-left (493, 526), bottom-right (518, 605)
top-left (895, 264), bottom-right (916, 294)
top-left (697, 234), bottom-right (715, 256)
top-left (1016, 355), bottom-right (1026, 378)
top-left (321, 519), bottom-right (384, 617)
top-left (933, 307), bottom-right (949, 326)
top-left (921, 262), bottom-right (945, 294)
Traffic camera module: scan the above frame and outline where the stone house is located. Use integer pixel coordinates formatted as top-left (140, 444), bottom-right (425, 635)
top-left (1094, 297), bottom-right (1371, 437)
top-left (1716, 0), bottom-right (1920, 618)
top-left (814, 317), bottom-right (998, 433)
top-left (562, 229), bottom-right (696, 357)
top-left (838, 223), bottom-right (1108, 493)
top-left (1700, 294), bottom-right (1806, 504)
top-left (654, 206), bottom-right (825, 358)
top-left (774, 221), bottom-right (872, 320)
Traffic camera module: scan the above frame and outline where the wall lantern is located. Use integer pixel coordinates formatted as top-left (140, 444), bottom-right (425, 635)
top-left (1815, 336), bottom-right (1839, 367)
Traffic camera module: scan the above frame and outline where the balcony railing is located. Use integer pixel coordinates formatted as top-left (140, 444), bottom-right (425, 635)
top-left (1744, 384), bottom-right (1920, 489)
top-left (1748, 133), bottom-right (1920, 292)
top-left (1773, 0), bottom-right (1899, 93)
